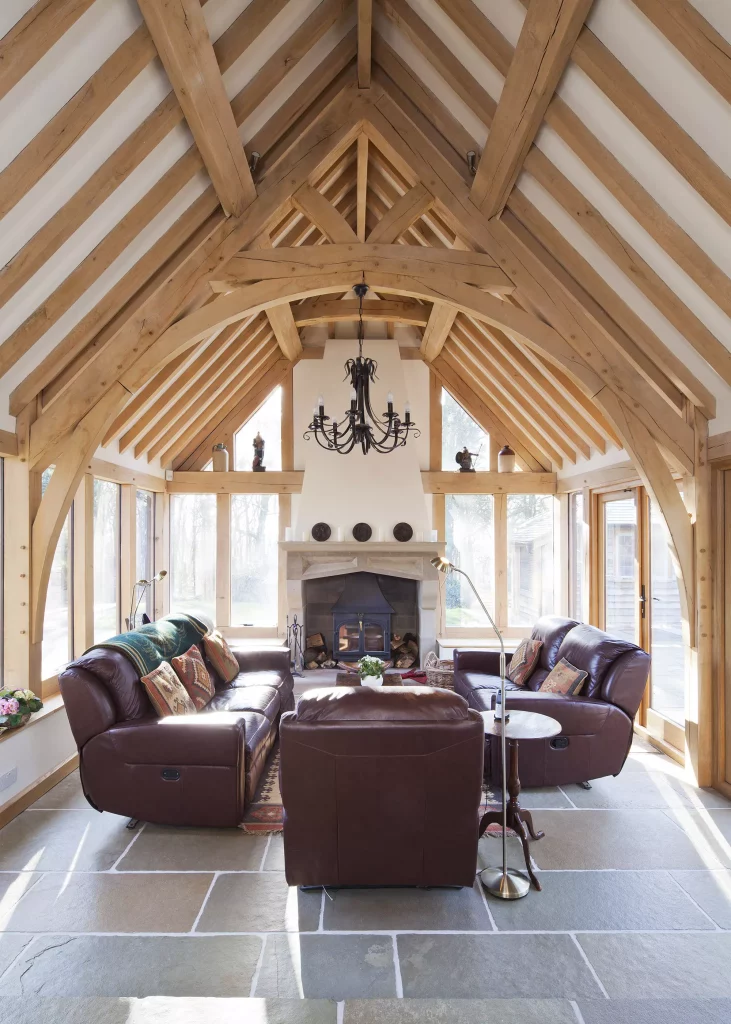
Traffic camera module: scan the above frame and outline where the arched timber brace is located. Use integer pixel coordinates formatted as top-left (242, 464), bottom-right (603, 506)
top-left (31, 384), bottom-right (128, 644)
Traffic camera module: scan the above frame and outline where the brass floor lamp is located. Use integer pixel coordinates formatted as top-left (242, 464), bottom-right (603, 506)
top-left (431, 556), bottom-right (530, 900)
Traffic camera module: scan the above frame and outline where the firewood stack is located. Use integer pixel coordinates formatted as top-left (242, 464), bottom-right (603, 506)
top-left (304, 633), bottom-right (338, 670)
top-left (391, 632), bottom-right (419, 669)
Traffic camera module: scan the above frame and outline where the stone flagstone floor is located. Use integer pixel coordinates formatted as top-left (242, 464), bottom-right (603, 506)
top-left (1, 722), bottom-right (731, 1023)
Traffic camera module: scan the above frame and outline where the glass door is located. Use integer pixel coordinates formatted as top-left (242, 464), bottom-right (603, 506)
top-left (647, 498), bottom-right (685, 729)
top-left (599, 490), bottom-right (639, 644)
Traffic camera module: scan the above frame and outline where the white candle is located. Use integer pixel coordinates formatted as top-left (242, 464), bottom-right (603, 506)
top-left (336, 527), bottom-right (343, 542)
top-left (284, 527), bottom-right (293, 542)
top-left (416, 531), bottom-right (424, 542)
top-left (301, 529), bottom-right (310, 542)
top-left (430, 530), bottom-right (438, 542)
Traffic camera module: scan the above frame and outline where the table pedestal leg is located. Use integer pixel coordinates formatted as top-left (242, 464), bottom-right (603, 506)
top-left (478, 737), bottom-right (543, 891)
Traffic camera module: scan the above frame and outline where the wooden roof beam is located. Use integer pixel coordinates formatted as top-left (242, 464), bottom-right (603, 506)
top-left (396, 2), bottom-right (731, 322)
top-left (0, 0), bottom-right (95, 103)
top-left (294, 297), bottom-right (430, 326)
top-left (367, 182), bottom-right (433, 243)
top-left (471, 0), bottom-right (593, 217)
top-left (420, 304), bottom-right (456, 362)
top-left (631, 0), bottom-right (731, 106)
top-left (137, 0), bottom-right (255, 217)
top-left (292, 183), bottom-right (360, 243)
top-left (358, 0), bottom-right (373, 88)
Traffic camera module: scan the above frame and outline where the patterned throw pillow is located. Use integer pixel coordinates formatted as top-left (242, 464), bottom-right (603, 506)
top-left (539, 658), bottom-right (588, 696)
top-left (506, 638), bottom-right (543, 687)
top-left (141, 661), bottom-right (196, 717)
top-left (171, 644), bottom-right (216, 710)
top-left (203, 630), bottom-right (239, 684)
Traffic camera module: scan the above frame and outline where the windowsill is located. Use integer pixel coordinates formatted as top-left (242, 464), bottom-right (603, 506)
top-left (0, 692), bottom-right (65, 744)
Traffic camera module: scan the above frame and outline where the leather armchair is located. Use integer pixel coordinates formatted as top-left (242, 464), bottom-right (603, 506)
top-left (59, 641), bottom-right (294, 827)
top-left (453, 617), bottom-right (650, 788)
top-left (279, 686), bottom-right (485, 888)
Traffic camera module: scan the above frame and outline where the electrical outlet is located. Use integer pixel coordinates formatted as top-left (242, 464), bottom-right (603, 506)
top-left (0, 767), bottom-right (18, 793)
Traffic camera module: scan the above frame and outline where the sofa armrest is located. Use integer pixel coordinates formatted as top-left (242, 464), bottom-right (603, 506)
top-left (88, 713), bottom-right (247, 767)
top-left (454, 649), bottom-right (511, 675)
top-left (235, 649), bottom-right (291, 676)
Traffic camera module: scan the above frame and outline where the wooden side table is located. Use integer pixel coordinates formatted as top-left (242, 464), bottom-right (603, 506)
top-left (478, 709), bottom-right (561, 891)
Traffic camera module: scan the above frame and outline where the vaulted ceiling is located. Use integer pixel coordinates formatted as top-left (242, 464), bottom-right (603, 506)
top-left (1, 0), bottom-right (730, 480)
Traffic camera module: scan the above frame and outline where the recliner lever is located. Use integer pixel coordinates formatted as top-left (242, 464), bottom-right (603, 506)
top-left (161, 768), bottom-right (181, 781)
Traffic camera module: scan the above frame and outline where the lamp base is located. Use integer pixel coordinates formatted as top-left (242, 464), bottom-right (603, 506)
top-left (479, 867), bottom-right (531, 900)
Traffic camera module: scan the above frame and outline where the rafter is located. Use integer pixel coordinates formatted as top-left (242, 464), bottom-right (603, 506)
top-left (471, 0), bottom-right (593, 217)
top-left (24, 89), bottom-right (364, 467)
top-left (136, 0), bottom-right (255, 217)
top-left (420, 305), bottom-right (456, 362)
top-left (367, 183), bottom-right (433, 243)
top-left (356, 134), bottom-right (369, 240)
top-left (358, 0), bottom-right (373, 88)
top-left (631, 0), bottom-right (731, 106)
top-left (292, 182), bottom-right (360, 243)
top-left (386, 1), bottom-right (731, 322)
top-left (0, 0), bottom-right (95, 104)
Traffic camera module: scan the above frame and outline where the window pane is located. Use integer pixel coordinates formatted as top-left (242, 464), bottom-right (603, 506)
top-left (42, 513), bottom-right (71, 677)
top-left (507, 494), bottom-right (555, 626)
top-left (445, 494), bottom-right (495, 626)
top-left (569, 492), bottom-right (586, 621)
top-left (441, 389), bottom-right (488, 471)
top-left (603, 496), bottom-right (637, 642)
top-left (231, 494), bottom-right (278, 626)
top-left (135, 490), bottom-right (155, 625)
top-left (234, 387), bottom-right (282, 471)
top-left (649, 499), bottom-right (685, 725)
top-left (170, 494), bottom-right (216, 622)
top-left (94, 480), bottom-right (120, 643)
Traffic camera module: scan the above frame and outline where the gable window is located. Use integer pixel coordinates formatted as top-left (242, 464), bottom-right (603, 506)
top-left (441, 388), bottom-right (489, 471)
top-left (445, 494), bottom-right (495, 627)
top-left (234, 388), bottom-right (282, 471)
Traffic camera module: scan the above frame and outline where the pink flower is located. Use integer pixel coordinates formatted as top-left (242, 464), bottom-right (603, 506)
top-left (0, 697), bottom-right (19, 715)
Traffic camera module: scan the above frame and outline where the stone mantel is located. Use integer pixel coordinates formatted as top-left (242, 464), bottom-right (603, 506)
top-left (282, 542), bottom-right (445, 663)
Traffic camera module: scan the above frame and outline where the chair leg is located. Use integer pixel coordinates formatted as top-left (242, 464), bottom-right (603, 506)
top-left (578, 781), bottom-right (592, 790)
top-left (125, 818), bottom-right (140, 830)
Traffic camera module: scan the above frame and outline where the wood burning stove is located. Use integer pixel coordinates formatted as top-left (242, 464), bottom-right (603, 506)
top-left (332, 572), bottom-right (393, 662)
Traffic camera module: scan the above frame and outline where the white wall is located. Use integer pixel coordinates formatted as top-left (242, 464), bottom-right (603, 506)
top-left (293, 341), bottom-right (431, 539)
top-left (0, 708), bottom-right (76, 815)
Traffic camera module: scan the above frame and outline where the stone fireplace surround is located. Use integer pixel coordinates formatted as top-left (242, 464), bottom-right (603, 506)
top-left (282, 541), bottom-right (445, 666)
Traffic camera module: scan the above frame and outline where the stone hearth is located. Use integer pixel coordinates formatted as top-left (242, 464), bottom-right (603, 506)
top-left (282, 542), bottom-right (444, 666)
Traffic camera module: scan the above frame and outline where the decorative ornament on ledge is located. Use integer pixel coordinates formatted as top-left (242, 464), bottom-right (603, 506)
top-left (252, 432), bottom-right (266, 472)
top-left (304, 278), bottom-right (420, 454)
top-left (352, 522), bottom-right (372, 542)
top-left (211, 442), bottom-right (229, 472)
top-left (311, 522), bottom-right (331, 542)
top-left (0, 689), bottom-right (43, 735)
top-left (455, 446), bottom-right (480, 472)
top-left (393, 522), bottom-right (414, 542)
top-left (497, 445), bottom-right (516, 473)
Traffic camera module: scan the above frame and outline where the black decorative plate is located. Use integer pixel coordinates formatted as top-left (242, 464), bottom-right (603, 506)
top-left (352, 522), bottom-right (372, 542)
top-left (312, 522), bottom-right (331, 542)
top-left (393, 522), bottom-right (413, 542)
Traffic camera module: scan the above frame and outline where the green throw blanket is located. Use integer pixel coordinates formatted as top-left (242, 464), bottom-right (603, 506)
top-left (89, 613), bottom-right (209, 676)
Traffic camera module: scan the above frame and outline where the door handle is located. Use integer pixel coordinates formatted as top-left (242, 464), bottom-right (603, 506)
top-left (639, 584), bottom-right (646, 619)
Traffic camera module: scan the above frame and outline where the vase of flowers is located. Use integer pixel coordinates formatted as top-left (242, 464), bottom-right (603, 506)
top-left (0, 689), bottom-right (43, 735)
top-left (358, 655), bottom-right (385, 688)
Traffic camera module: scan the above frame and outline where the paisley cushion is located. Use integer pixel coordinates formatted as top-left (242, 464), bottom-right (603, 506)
top-left (203, 630), bottom-right (239, 685)
top-left (539, 657), bottom-right (588, 696)
top-left (171, 644), bottom-right (216, 710)
top-left (506, 638), bottom-right (543, 687)
top-left (140, 661), bottom-right (196, 717)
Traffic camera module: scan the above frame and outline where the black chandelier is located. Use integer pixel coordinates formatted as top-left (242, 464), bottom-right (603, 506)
top-left (304, 281), bottom-right (420, 455)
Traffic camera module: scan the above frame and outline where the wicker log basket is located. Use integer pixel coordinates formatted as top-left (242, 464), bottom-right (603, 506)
top-left (423, 651), bottom-right (454, 690)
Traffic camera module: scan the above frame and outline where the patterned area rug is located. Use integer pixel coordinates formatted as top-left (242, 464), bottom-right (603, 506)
top-left (240, 752), bottom-right (517, 837)
top-left (239, 744), bottom-right (283, 834)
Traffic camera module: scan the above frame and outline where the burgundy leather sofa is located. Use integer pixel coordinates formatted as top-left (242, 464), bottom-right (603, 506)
top-left (59, 646), bottom-right (294, 827)
top-left (279, 686), bottom-right (484, 887)
top-left (453, 616), bottom-right (650, 788)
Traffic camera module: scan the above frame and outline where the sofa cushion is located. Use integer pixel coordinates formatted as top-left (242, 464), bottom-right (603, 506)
top-left (558, 623), bottom-right (639, 699)
top-left (229, 669), bottom-right (291, 693)
top-left (530, 616), bottom-right (580, 686)
top-left (203, 630), bottom-right (239, 684)
top-left (506, 639), bottom-right (542, 687)
top-left (296, 686), bottom-right (470, 723)
top-left (171, 645), bottom-right (215, 710)
top-left (207, 684), bottom-right (280, 722)
top-left (459, 672), bottom-right (524, 693)
top-left (539, 658), bottom-right (588, 696)
top-left (140, 662), bottom-right (196, 717)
